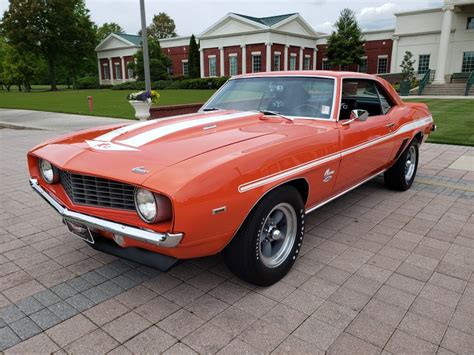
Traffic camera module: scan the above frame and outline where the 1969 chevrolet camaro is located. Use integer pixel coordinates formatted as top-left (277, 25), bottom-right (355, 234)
top-left (28, 71), bottom-right (436, 285)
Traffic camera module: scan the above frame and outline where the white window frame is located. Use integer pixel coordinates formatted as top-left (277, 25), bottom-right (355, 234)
top-left (252, 53), bottom-right (262, 73)
top-left (303, 55), bottom-right (311, 70)
top-left (322, 58), bottom-right (330, 70)
top-left (358, 56), bottom-right (368, 73)
top-left (417, 54), bottom-right (430, 74)
top-left (289, 53), bottom-right (297, 71)
top-left (208, 55), bottom-right (217, 77)
top-left (377, 55), bottom-right (388, 74)
top-left (181, 59), bottom-right (189, 76)
top-left (102, 63), bottom-right (110, 80)
top-left (273, 52), bottom-right (281, 71)
top-left (229, 54), bottom-right (238, 76)
top-left (114, 62), bottom-right (122, 80)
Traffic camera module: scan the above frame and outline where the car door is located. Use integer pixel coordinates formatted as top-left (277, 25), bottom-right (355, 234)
top-left (333, 78), bottom-right (396, 193)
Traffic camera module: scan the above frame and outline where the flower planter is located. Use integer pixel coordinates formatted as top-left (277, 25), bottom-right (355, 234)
top-left (129, 100), bottom-right (152, 121)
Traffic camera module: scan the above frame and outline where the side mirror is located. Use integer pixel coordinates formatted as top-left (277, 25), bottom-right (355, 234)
top-left (350, 109), bottom-right (369, 122)
top-left (341, 109), bottom-right (369, 126)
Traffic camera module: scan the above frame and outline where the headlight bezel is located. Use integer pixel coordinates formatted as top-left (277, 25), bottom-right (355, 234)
top-left (134, 188), bottom-right (173, 224)
top-left (38, 159), bottom-right (59, 184)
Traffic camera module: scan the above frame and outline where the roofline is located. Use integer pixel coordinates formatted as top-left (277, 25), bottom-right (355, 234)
top-left (95, 33), bottom-right (139, 51)
top-left (317, 28), bottom-right (395, 39)
top-left (394, 7), bottom-right (442, 16)
top-left (159, 36), bottom-right (192, 42)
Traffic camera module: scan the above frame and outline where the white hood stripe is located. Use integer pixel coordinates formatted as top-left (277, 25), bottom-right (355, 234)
top-left (117, 111), bottom-right (255, 148)
top-left (94, 112), bottom-right (200, 142)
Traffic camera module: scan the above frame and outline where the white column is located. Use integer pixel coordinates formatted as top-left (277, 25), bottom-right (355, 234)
top-left (390, 36), bottom-right (399, 73)
top-left (284, 45), bottom-right (289, 71)
top-left (219, 47), bottom-right (225, 76)
top-left (313, 48), bottom-right (317, 70)
top-left (97, 59), bottom-right (102, 85)
top-left (199, 49), bottom-right (205, 78)
top-left (108, 58), bottom-right (114, 85)
top-left (299, 47), bottom-right (304, 70)
top-left (433, 6), bottom-right (454, 84)
top-left (266, 43), bottom-right (272, 72)
top-left (121, 56), bottom-right (126, 82)
top-left (241, 45), bottom-right (247, 74)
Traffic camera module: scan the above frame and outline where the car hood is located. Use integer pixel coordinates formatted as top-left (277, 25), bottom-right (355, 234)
top-left (31, 110), bottom-right (295, 185)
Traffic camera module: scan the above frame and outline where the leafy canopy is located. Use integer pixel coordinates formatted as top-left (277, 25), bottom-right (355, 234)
top-left (128, 38), bottom-right (170, 81)
top-left (97, 22), bottom-right (124, 42)
top-left (326, 8), bottom-right (365, 68)
top-left (1, 0), bottom-right (97, 90)
top-left (146, 12), bottom-right (177, 41)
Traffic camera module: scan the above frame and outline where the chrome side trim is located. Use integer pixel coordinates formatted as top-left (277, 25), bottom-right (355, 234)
top-left (238, 115), bottom-right (432, 193)
top-left (305, 169), bottom-right (386, 214)
top-left (29, 179), bottom-right (183, 248)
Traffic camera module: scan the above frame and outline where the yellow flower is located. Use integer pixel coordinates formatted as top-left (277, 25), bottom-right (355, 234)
top-left (150, 90), bottom-right (160, 104)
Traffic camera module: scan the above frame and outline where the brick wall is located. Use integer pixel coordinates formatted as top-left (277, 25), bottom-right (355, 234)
top-left (303, 48), bottom-right (314, 69)
top-left (203, 48), bottom-right (220, 77)
top-left (271, 44), bottom-right (285, 71)
top-left (124, 56), bottom-right (134, 79)
top-left (99, 59), bottom-right (109, 80)
top-left (288, 46), bottom-right (300, 70)
top-left (246, 43), bottom-right (266, 73)
top-left (164, 45), bottom-right (189, 77)
top-left (316, 39), bottom-right (393, 74)
top-left (111, 57), bottom-right (122, 79)
top-left (223, 45), bottom-right (242, 76)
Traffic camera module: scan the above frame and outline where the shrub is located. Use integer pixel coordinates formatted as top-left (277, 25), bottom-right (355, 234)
top-left (111, 77), bottom-right (230, 91)
top-left (76, 76), bottom-right (100, 89)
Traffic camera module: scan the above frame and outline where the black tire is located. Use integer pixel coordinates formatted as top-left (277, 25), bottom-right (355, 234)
top-left (384, 139), bottom-right (419, 191)
top-left (224, 185), bottom-right (305, 286)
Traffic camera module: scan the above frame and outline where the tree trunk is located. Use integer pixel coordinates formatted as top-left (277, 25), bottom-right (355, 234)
top-left (48, 58), bottom-right (58, 91)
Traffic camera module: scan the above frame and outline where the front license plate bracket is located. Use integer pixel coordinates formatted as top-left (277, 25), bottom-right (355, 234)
top-left (64, 219), bottom-right (95, 244)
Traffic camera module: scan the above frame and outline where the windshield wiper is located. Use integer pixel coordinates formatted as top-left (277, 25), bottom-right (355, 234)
top-left (202, 107), bottom-right (222, 112)
top-left (258, 110), bottom-right (294, 122)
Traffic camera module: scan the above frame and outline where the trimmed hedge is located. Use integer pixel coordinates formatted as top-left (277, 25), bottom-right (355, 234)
top-left (76, 76), bottom-right (100, 89)
top-left (110, 77), bottom-right (230, 91)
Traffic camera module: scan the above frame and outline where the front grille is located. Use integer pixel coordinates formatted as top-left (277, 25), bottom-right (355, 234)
top-left (60, 170), bottom-right (136, 210)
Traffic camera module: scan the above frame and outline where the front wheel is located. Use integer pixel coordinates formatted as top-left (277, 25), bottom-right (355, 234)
top-left (384, 139), bottom-right (419, 191)
top-left (224, 185), bottom-right (305, 286)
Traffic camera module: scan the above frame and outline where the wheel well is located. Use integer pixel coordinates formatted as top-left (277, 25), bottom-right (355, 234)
top-left (283, 178), bottom-right (309, 204)
top-left (414, 131), bottom-right (423, 144)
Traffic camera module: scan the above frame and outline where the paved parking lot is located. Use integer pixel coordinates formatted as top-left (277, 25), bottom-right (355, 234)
top-left (1, 125), bottom-right (473, 354)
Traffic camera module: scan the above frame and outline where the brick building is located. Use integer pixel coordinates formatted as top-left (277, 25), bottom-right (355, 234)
top-left (96, 1), bottom-right (474, 85)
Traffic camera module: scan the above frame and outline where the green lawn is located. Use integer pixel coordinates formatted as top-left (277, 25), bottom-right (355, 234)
top-left (404, 99), bottom-right (474, 146)
top-left (0, 88), bottom-right (215, 119)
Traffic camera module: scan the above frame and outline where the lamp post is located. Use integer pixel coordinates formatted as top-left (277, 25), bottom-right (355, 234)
top-left (139, 0), bottom-right (151, 92)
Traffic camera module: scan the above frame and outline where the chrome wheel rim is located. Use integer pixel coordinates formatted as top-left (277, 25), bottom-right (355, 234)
top-left (405, 146), bottom-right (416, 182)
top-left (259, 202), bottom-right (297, 268)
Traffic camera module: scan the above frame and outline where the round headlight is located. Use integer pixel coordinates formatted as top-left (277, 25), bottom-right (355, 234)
top-left (135, 188), bottom-right (157, 223)
top-left (39, 159), bottom-right (59, 184)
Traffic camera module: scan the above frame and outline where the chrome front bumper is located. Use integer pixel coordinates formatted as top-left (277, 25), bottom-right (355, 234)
top-left (29, 178), bottom-right (183, 248)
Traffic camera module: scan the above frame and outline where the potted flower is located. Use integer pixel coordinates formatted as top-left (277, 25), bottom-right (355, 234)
top-left (127, 90), bottom-right (160, 121)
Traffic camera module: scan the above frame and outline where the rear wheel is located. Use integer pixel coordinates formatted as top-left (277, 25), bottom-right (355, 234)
top-left (224, 185), bottom-right (305, 286)
top-left (384, 139), bottom-right (419, 191)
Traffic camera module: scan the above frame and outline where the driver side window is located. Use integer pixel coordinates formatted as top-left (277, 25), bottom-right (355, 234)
top-left (339, 79), bottom-right (385, 120)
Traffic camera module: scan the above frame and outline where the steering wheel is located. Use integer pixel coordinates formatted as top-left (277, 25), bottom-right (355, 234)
top-left (292, 104), bottom-right (323, 117)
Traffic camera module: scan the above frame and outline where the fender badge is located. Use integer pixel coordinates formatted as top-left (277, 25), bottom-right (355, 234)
top-left (323, 168), bottom-right (335, 183)
top-left (132, 166), bottom-right (149, 174)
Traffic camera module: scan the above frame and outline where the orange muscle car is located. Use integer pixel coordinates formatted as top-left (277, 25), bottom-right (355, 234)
top-left (28, 71), bottom-right (435, 285)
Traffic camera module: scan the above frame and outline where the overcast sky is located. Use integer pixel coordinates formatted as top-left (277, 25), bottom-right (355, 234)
top-left (1, 0), bottom-right (443, 35)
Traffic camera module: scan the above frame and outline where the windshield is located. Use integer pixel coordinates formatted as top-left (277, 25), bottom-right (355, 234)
top-left (202, 76), bottom-right (335, 119)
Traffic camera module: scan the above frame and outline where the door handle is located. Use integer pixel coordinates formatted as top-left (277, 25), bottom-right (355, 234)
top-left (385, 123), bottom-right (395, 131)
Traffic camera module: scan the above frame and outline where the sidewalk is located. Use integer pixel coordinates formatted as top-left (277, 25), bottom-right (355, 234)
top-left (0, 109), bottom-right (127, 131)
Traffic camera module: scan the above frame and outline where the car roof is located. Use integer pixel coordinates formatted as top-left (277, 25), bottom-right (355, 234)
top-left (232, 70), bottom-right (377, 80)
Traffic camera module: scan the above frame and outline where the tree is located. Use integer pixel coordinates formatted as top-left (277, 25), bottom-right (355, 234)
top-left (97, 22), bottom-right (124, 42)
top-left (400, 51), bottom-right (416, 82)
top-left (2, 0), bottom-right (97, 91)
top-left (128, 38), bottom-right (170, 81)
top-left (187, 35), bottom-right (200, 78)
top-left (326, 8), bottom-right (365, 68)
top-left (146, 12), bottom-right (177, 41)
